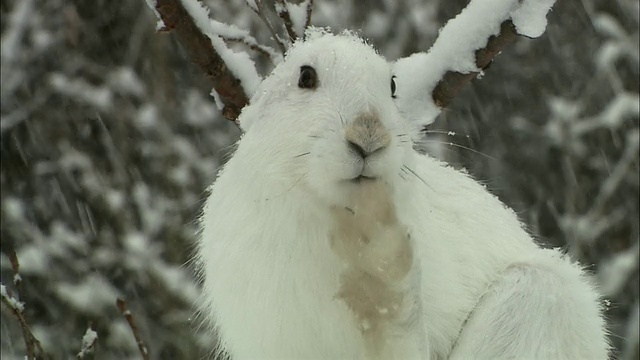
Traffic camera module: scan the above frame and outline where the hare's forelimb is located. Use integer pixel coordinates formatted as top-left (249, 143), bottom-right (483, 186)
top-left (450, 250), bottom-right (610, 359)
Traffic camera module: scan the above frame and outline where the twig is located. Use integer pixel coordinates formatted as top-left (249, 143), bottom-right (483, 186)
top-left (274, 0), bottom-right (298, 43)
top-left (116, 298), bottom-right (149, 360)
top-left (225, 37), bottom-right (277, 64)
top-left (7, 250), bottom-right (23, 297)
top-left (154, 0), bottom-right (249, 121)
top-left (207, 18), bottom-right (281, 64)
top-left (432, 20), bottom-right (519, 109)
top-left (76, 324), bottom-right (98, 359)
top-left (1, 284), bottom-right (47, 359)
top-left (303, 0), bottom-right (314, 40)
top-left (251, 0), bottom-right (287, 54)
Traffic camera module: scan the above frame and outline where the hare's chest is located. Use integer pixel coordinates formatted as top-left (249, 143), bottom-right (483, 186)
top-left (203, 224), bottom-right (367, 358)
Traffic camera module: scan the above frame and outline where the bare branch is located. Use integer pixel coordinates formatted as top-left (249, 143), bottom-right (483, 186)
top-left (225, 37), bottom-right (277, 64)
top-left (1, 283), bottom-right (47, 359)
top-left (208, 18), bottom-right (281, 64)
top-left (116, 298), bottom-right (150, 360)
top-left (251, 0), bottom-right (287, 54)
top-left (303, 0), bottom-right (314, 39)
top-left (7, 250), bottom-right (23, 296)
top-left (154, 0), bottom-right (249, 120)
top-left (432, 20), bottom-right (518, 109)
top-left (274, 0), bottom-right (298, 43)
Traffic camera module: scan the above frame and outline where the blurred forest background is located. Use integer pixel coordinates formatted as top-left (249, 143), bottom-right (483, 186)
top-left (1, 0), bottom-right (638, 359)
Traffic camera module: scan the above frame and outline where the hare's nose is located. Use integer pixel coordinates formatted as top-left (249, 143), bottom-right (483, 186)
top-left (347, 140), bottom-right (370, 158)
top-left (345, 112), bottom-right (391, 158)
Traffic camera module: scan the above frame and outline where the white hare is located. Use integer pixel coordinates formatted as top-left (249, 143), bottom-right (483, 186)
top-left (197, 30), bottom-right (609, 359)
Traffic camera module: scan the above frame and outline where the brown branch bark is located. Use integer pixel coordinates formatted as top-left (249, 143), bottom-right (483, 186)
top-left (303, 0), bottom-right (314, 39)
top-left (1, 287), bottom-right (47, 359)
top-left (432, 20), bottom-right (519, 109)
top-left (155, 0), bottom-right (249, 121)
top-left (275, 0), bottom-right (298, 43)
top-left (252, 0), bottom-right (287, 54)
top-left (8, 250), bottom-right (23, 295)
top-left (116, 298), bottom-right (149, 360)
top-left (225, 37), bottom-right (276, 64)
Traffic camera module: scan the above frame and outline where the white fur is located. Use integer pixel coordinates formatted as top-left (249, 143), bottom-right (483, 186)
top-left (198, 30), bottom-right (609, 359)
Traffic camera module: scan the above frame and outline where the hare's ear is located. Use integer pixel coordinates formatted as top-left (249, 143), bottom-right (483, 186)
top-left (391, 53), bottom-right (441, 130)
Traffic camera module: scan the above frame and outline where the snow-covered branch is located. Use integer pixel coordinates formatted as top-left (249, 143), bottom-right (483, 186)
top-left (394, 0), bottom-right (556, 126)
top-left (274, 0), bottom-right (298, 43)
top-left (273, 0), bottom-right (314, 42)
top-left (1, 253), bottom-right (47, 359)
top-left (431, 20), bottom-right (518, 109)
top-left (76, 326), bottom-right (98, 359)
top-left (210, 18), bottom-right (282, 64)
top-left (147, 0), bottom-right (261, 120)
top-left (248, 0), bottom-right (288, 54)
top-left (145, 0), bottom-right (557, 127)
top-left (432, 0), bottom-right (556, 108)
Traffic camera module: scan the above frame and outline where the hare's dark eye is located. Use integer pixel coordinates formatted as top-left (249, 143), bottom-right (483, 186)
top-left (298, 65), bottom-right (318, 89)
top-left (391, 75), bottom-right (397, 98)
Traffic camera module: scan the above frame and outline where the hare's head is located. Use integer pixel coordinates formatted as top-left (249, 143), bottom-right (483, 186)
top-left (237, 29), bottom-right (419, 206)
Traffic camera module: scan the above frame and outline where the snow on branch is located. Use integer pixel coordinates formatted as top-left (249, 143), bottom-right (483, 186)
top-left (1, 251), bottom-right (47, 359)
top-left (433, 0), bottom-right (557, 108)
top-left (274, 0), bottom-right (298, 43)
top-left (146, 0), bottom-right (554, 125)
top-left (248, 0), bottom-right (287, 54)
top-left (76, 326), bottom-right (98, 359)
top-left (274, 0), bottom-right (314, 42)
top-left (394, 0), bottom-right (557, 126)
top-left (209, 19), bottom-right (282, 64)
top-left (431, 20), bottom-right (519, 109)
top-left (148, 0), bottom-right (262, 120)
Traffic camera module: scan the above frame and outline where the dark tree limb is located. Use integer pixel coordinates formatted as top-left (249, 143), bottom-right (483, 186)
top-left (274, 0), bottom-right (298, 43)
top-left (1, 295), bottom-right (46, 359)
top-left (252, 0), bottom-right (288, 54)
top-left (432, 20), bottom-right (519, 109)
top-left (303, 0), bottom-right (314, 39)
top-left (225, 37), bottom-right (277, 64)
top-left (155, 0), bottom-right (249, 120)
top-left (1, 251), bottom-right (47, 360)
top-left (116, 298), bottom-right (150, 360)
top-left (150, 1), bottom-right (534, 122)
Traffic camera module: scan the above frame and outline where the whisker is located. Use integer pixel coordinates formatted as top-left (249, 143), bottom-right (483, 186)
top-left (339, 113), bottom-right (346, 126)
top-left (287, 172), bottom-right (307, 192)
top-left (400, 166), bottom-right (413, 177)
top-left (294, 152), bottom-right (310, 158)
top-left (423, 130), bottom-right (470, 138)
top-left (261, 172), bottom-right (308, 202)
top-left (419, 140), bottom-right (496, 161)
top-left (402, 165), bottom-right (433, 190)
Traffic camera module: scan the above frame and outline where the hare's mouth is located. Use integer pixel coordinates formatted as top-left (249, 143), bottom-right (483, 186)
top-left (349, 175), bottom-right (378, 183)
